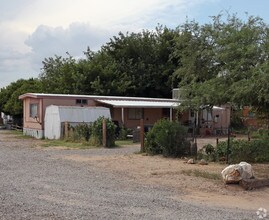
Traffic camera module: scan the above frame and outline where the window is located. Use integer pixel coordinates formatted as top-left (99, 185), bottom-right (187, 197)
top-left (30, 103), bottom-right (38, 118)
top-left (190, 111), bottom-right (195, 117)
top-left (248, 111), bottom-right (255, 118)
top-left (128, 108), bottom-right (143, 120)
top-left (214, 114), bottom-right (219, 122)
top-left (162, 108), bottom-right (170, 118)
top-left (76, 99), bottom-right (88, 105)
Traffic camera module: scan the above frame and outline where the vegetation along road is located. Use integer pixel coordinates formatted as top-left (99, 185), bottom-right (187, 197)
top-left (0, 130), bottom-right (262, 219)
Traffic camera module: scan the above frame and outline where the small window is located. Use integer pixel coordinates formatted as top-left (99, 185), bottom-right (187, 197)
top-left (214, 115), bottom-right (219, 122)
top-left (128, 108), bottom-right (143, 120)
top-left (30, 103), bottom-right (38, 118)
top-left (248, 112), bottom-right (255, 118)
top-left (190, 111), bottom-right (195, 117)
top-left (76, 99), bottom-right (88, 105)
top-left (162, 108), bottom-right (170, 118)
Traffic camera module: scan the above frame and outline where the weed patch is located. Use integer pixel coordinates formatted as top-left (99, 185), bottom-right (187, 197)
top-left (41, 139), bottom-right (96, 149)
top-left (181, 169), bottom-right (221, 180)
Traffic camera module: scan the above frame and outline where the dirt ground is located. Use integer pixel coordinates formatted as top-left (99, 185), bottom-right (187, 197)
top-left (3, 131), bottom-right (269, 212)
top-left (60, 136), bottom-right (269, 211)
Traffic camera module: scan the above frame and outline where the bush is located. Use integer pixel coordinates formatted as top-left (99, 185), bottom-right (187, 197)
top-left (251, 128), bottom-right (269, 140)
top-left (71, 123), bottom-right (92, 142)
top-left (144, 131), bottom-right (162, 155)
top-left (197, 144), bottom-right (216, 162)
top-left (117, 126), bottom-right (129, 140)
top-left (215, 138), bottom-right (269, 163)
top-left (145, 119), bottom-right (190, 157)
top-left (92, 116), bottom-right (116, 148)
top-left (252, 139), bottom-right (269, 162)
top-left (229, 139), bottom-right (253, 163)
top-left (215, 141), bottom-right (228, 161)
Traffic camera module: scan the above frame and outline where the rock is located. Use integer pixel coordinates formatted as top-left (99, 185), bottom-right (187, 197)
top-left (187, 159), bottom-right (195, 164)
top-left (221, 164), bottom-right (242, 183)
top-left (199, 159), bottom-right (208, 165)
top-left (238, 161), bottom-right (254, 179)
top-left (221, 162), bottom-right (254, 184)
top-left (239, 178), bottom-right (269, 190)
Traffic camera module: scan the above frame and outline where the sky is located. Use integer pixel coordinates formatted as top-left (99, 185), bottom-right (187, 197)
top-left (1, 0), bottom-right (269, 89)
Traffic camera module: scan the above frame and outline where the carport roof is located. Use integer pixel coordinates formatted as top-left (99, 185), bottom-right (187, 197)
top-left (96, 99), bottom-right (180, 108)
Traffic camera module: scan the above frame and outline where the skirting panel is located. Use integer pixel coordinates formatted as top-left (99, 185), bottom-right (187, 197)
top-left (23, 128), bottom-right (44, 139)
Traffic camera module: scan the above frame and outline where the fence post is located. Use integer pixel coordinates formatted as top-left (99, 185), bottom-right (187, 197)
top-left (248, 131), bottom-right (250, 141)
top-left (226, 127), bottom-right (230, 164)
top-left (64, 121), bottom-right (68, 139)
top-left (140, 119), bottom-right (144, 152)
top-left (102, 119), bottom-right (107, 147)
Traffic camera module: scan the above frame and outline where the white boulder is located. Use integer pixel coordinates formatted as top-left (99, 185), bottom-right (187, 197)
top-left (221, 162), bottom-right (254, 184)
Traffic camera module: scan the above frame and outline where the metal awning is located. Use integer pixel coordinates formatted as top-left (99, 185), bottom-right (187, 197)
top-left (96, 99), bottom-right (180, 108)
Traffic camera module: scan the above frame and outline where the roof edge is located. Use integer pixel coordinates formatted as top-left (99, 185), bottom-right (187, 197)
top-left (18, 93), bottom-right (178, 102)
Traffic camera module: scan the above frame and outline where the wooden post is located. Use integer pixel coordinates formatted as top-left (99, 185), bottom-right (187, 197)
top-left (216, 138), bottom-right (219, 145)
top-left (140, 119), bottom-right (144, 152)
top-left (102, 119), bottom-right (107, 147)
top-left (227, 127), bottom-right (230, 164)
top-left (64, 121), bottom-right (68, 139)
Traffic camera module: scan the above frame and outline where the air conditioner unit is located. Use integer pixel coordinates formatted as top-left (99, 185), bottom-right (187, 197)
top-left (172, 88), bottom-right (182, 100)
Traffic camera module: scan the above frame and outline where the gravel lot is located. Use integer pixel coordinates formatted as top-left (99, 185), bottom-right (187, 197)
top-left (0, 130), bottom-right (260, 219)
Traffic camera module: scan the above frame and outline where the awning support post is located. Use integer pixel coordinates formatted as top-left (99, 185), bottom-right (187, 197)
top-left (121, 108), bottom-right (124, 126)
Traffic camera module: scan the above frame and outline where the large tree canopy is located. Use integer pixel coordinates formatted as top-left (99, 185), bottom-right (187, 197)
top-left (175, 14), bottom-right (269, 112)
top-left (38, 27), bottom-right (179, 98)
top-left (1, 13), bottom-right (269, 119)
top-left (0, 78), bottom-right (42, 116)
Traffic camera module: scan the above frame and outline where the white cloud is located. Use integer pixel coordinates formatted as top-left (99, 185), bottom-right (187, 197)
top-left (0, 48), bottom-right (34, 88)
top-left (2, 0), bottom-right (208, 32)
top-left (25, 23), bottom-right (111, 55)
top-left (24, 22), bottom-right (115, 74)
top-left (0, 0), bottom-right (215, 88)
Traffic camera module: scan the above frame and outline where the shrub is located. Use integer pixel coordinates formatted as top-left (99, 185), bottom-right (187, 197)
top-left (144, 131), bottom-right (162, 155)
top-left (145, 119), bottom-right (190, 157)
top-left (117, 126), bottom-right (128, 140)
top-left (197, 144), bottom-right (216, 162)
top-left (71, 123), bottom-right (92, 142)
top-left (215, 141), bottom-right (229, 161)
top-left (204, 144), bottom-right (215, 155)
top-left (215, 138), bottom-right (269, 163)
top-left (229, 139), bottom-right (253, 163)
top-left (92, 116), bottom-right (116, 148)
top-left (251, 128), bottom-right (269, 140)
top-left (251, 139), bottom-right (269, 162)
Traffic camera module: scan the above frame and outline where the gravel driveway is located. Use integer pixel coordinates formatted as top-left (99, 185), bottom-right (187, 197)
top-left (0, 131), bottom-right (258, 219)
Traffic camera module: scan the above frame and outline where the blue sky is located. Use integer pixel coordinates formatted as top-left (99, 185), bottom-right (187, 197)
top-left (0, 0), bottom-right (269, 88)
top-left (193, 0), bottom-right (269, 24)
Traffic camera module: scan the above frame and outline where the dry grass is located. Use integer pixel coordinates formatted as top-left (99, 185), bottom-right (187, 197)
top-left (252, 164), bottom-right (269, 179)
top-left (181, 169), bottom-right (221, 180)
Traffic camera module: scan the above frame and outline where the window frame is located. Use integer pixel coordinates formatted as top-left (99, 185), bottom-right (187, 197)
top-left (128, 108), bottom-right (143, 120)
top-left (29, 103), bottom-right (39, 118)
top-left (76, 99), bottom-right (88, 105)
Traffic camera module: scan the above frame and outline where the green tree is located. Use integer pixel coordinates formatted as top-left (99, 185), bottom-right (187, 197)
top-left (39, 55), bottom-right (83, 94)
top-left (100, 27), bottom-right (179, 97)
top-left (174, 14), bottom-right (269, 117)
top-left (0, 78), bottom-right (42, 116)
